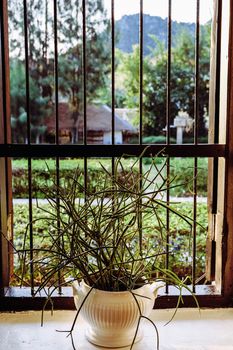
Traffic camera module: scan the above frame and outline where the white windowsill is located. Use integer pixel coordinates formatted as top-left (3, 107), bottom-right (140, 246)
top-left (0, 308), bottom-right (233, 349)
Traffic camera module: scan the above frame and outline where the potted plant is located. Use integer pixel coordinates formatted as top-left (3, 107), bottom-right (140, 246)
top-left (18, 151), bottom-right (196, 349)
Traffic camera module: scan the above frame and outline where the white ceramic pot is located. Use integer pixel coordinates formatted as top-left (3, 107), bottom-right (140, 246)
top-left (72, 280), bottom-right (160, 348)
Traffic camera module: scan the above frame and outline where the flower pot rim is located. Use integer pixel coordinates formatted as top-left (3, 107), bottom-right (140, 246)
top-left (73, 279), bottom-right (156, 295)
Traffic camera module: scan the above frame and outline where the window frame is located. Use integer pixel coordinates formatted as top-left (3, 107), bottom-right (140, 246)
top-left (1, 0), bottom-right (233, 309)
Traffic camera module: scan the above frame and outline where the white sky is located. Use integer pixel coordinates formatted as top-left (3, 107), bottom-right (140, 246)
top-left (104, 0), bottom-right (213, 24)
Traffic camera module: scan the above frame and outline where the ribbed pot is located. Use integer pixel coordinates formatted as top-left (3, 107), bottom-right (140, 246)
top-left (72, 280), bottom-right (159, 348)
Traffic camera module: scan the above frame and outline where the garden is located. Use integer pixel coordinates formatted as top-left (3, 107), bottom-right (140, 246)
top-left (11, 157), bottom-right (208, 286)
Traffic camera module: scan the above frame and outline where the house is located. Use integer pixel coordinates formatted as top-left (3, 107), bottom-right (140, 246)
top-left (76, 104), bottom-right (138, 144)
top-left (45, 103), bottom-right (138, 144)
top-left (44, 103), bottom-right (77, 144)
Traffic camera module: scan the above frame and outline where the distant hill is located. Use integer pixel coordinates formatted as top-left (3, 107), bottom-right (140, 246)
top-left (115, 14), bottom-right (196, 55)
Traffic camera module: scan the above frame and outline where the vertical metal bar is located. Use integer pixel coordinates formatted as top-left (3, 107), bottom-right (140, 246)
top-left (53, 0), bottom-right (62, 294)
top-left (139, 0), bottom-right (143, 144)
top-left (192, 0), bottom-right (200, 293)
top-left (138, 0), bottom-right (143, 252)
top-left (212, 0), bottom-right (222, 215)
top-left (165, 0), bottom-right (172, 294)
top-left (23, 0), bottom-right (34, 295)
top-left (111, 0), bottom-right (115, 146)
top-left (166, 0), bottom-right (172, 145)
top-left (24, 1), bottom-right (31, 146)
top-left (194, 0), bottom-right (200, 145)
top-left (192, 157), bottom-right (197, 292)
top-left (165, 157), bottom-right (170, 294)
top-left (82, 0), bottom-right (87, 147)
top-left (54, 0), bottom-right (59, 147)
top-left (111, 0), bottom-right (115, 185)
top-left (82, 0), bottom-right (87, 197)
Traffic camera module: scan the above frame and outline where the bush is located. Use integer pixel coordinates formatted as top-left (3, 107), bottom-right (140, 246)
top-left (142, 135), bottom-right (176, 144)
top-left (170, 157), bottom-right (208, 197)
top-left (12, 157), bottom-right (208, 198)
top-left (12, 158), bottom-right (138, 198)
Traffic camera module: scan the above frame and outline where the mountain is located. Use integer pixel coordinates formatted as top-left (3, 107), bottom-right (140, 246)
top-left (115, 14), bottom-right (196, 55)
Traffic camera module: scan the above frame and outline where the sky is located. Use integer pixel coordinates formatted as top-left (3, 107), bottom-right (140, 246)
top-left (104, 0), bottom-right (213, 24)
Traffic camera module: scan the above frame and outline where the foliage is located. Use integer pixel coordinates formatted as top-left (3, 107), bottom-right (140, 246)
top-left (142, 135), bottom-right (176, 144)
top-left (118, 26), bottom-right (211, 138)
top-left (12, 201), bottom-right (207, 287)
top-left (12, 152), bottom-right (200, 294)
top-left (10, 60), bottom-right (50, 143)
top-left (57, 0), bottom-right (111, 114)
top-left (8, 0), bottom-right (111, 142)
top-left (12, 158), bottom-right (136, 198)
top-left (12, 157), bottom-right (208, 198)
top-left (169, 157), bottom-right (208, 197)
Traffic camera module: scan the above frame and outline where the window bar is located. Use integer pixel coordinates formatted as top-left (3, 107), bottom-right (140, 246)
top-left (23, 0), bottom-right (34, 295)
top-left (165, 0), bottom-right (172, 294)
top-left (53, 0), bottom-right (62, 294)
top-left (111, 0), bottom-right (115, 181)
top-left (192, 0), bottom-right (200, 293)
top-left (82, 0), bottom-right (88, 200)
top-left (212, 0), bottom-right (222, 215)
top-left (111, 0), bottom-right (115, 148)
top-left (139, 0), bottom-right (143, 146)
top-left (166, 0), bottom-right (172, 145)
top-left (83, 0), bottom-right (87, 147)
top-left (139, 0), bottom-right (143, 253)
top-left (0, 0), bottom-right (8, 145)
top-left (82, 0), bottom-right (88, 205)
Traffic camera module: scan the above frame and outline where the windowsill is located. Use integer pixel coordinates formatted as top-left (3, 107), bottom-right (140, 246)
top-left (1, 285), bottom-right (226, 311)
top-left (0, 308), bottom-right (233, 349)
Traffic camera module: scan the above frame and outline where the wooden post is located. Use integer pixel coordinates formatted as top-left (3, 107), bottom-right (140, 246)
top-left (222, 0), bottom-right (233, 301)
top-left (0, 0), bottom-right (13, 291)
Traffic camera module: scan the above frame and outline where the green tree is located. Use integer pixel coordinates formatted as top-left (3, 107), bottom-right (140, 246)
top-left (8, 0), bottom-right (53, 142)
top-left (120, 27), bottom-right (210, 139)
top-left (10, 60), bottom-right (49, 143)
top-left (57, 0), bottom-right (111, 119)
top-left (8, 0), bottom-right (111, 140)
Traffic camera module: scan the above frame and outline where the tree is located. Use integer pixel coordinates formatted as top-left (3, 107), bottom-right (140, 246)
top-left (119, 26), bottom-right (211, 139)
top-left (8, 0), bottom-right (53, 142)
top-left (8, 0), bottom-right (111, 141)
top-left (57, 0), bottom-right (111, 119)
top-left (10, 60), bottom-right (49, 143)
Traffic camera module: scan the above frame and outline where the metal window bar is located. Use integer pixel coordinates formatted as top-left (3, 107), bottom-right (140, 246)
top-left (138, 0), bottom-right (143, 251)
top-left (192, 0), bottom-right (200, 292)
top-left (53, 0), bottom-right (62, 294)
top-left (111, 0), bottom-right (115, 184)
top-left (165, 0), bottom-right (172, 294)
top-left (111, 0), bottom-right (115, 147)
top-left (82, 0), bottom-right (88, 203)
top-left (23, 0), bottom-right (34, 295)
top-left (139, 0), bottom-right (143, 145)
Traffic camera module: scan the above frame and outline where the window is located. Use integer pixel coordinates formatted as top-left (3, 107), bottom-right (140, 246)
top-left (0, 0), bottom-right (233, 310)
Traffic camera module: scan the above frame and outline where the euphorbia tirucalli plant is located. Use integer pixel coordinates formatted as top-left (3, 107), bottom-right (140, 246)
top-left (17, 150), bottom-right (197, 349)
